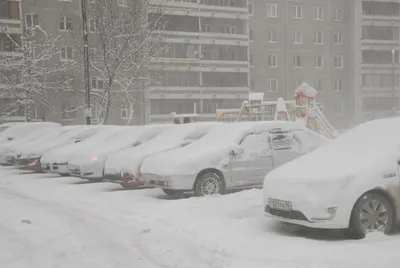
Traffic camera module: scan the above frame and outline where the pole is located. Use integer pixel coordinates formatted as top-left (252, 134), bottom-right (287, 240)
top-left (392, 48), bottom-right (396, 115)
top-left (81, 0), bottom-right (91, 125)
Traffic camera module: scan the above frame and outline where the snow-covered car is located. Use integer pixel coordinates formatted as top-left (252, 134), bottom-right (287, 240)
top-left (0, 123), bottom-right (62, 165)
top-left (14, 125), bottom-right (107, 172)
top-left (0, 122), bottom-right (21, 133)
top-left (263, 117), bottom-right (400, 239)
top-left (0, 122), bottom-right (60, 144)
top-left (67, 125), bottom-right (171, 182)
top-left (104, 122), bottom-right (219, 188)
top-left (40, 125), bottom-right (122, 176)
top-left (141, 121), bottom-right (328, 197)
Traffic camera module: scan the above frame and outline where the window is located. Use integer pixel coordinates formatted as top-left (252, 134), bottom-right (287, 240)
top-left (334, 102), bottom-right (344, 115)
top-left (314, 78), bottom-right (322, 91)
top-left (292, 31), bottom-right (302, 44)
top-left (249, 29), bottom-right (254, 41)
top-left (61, 75), bottom-right (74, 91)
top-left (314, 31), bottom-right (323, 44)
top-left (60, 46), bottom-right (73, 61)
top-left (88, 18), bottom-right (96, 32)
top-left (59, 16), bottom-right (72, 31)
top-left (334, 78), bottom-right (343, 92)
top-left (61, 105), bottom-right (76, 120)
top-left (267, 29), bottom-right (276, 43)
top-left (118, 0), bottom-right (128, 7)
top-left (249, 54), bottom-right (254, 66)
top-left (91, 77), bottom-right (104, 90)
top-left (314, 7), bottom-right (323, 20)
top-left (202, 24), bottom-right (211, 32)
top-left (269, 131), bottom-right (299, 151)
top-left (334, 8), bottom-right (343, 21)
top-left (268, 54), bottom-right (277, 67)
top-left (25, 13), bottom-right (39, 28)
top-left (121, 105), bottom-right (129, 119)
top-left (267, 3), bottom-right (278, 18)
top-left (334, 32), bottom-right (343, 44)
top-left (334, 55), bottom-right (343, 68)
top-left (314, 55), bottom-right (323, 68)
top-left (293, 5), bottom-right (302, 19)
top-left (240, 133), bottom-right (269, 153)
top-left (248, 2), bottom-right (254, 15)
top-left (268, 79), bottom-right (278, 92)
top-left (250, 79), bottom-right (255, 89)
top-left (222, 25), bottom-right (236, 34)
top-left (293, 55), bottom-right (301, 68)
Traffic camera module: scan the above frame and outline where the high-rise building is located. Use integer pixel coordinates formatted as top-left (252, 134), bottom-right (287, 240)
top-left (248, 0), bottom-right (354, 130)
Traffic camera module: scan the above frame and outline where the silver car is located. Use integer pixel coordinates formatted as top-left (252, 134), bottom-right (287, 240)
top-left (141, 121), bottom-right (329, 197)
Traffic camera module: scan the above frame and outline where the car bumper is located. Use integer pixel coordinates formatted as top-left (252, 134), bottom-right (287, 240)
top-left (142, 173), bottom-right (195, 190)
top-left (68, 163), bottom-right (104, 179)
top-left (104, 172), bottom-right (145, 188)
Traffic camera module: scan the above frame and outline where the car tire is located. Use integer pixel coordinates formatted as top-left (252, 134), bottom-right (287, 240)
top-left (194, 171), bottom-right (225, 197)
top-left (350, 192), bottom-right (395, 239)
top-left (162, 188), bottom-right (184, 197)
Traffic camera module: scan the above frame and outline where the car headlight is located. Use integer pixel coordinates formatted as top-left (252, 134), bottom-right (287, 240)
top-left (91, 155), bottom-right (99, 161)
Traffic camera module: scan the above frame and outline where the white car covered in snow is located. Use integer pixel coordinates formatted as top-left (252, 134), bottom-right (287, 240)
top-left (263, 117), bottom-right (400, 238)
top-left (40, 126), bottom-right (123, 176)
top-left (104, 122), bottom-right (219, 188)
top-left (141, 121), bottom-right (328, 196)
top-left (67, 125), bottom-right (171, 182)
top-left (0, 122), bottom-right (60, 144)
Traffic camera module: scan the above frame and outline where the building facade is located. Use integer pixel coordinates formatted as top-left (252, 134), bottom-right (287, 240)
top-left (248, 0), bottom-right (354, 130)
top-left (353, 0), bottom-right (400, 123)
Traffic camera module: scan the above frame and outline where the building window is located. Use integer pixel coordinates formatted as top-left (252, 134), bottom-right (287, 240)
top-left (249, 29), bottom-right (254, 41)
top-left (267, 29), bottom-right (276, 43)
top-left (202, 24), bottom-right (211, 32)
top-left (248, 2), bottom-right (254, 15)
top-left (118, 0), bottom-right (128, 7)
top-left (293, 55), bottom-right (301, 68)
top-left (268, 79), bottom-right (278, 92)
top-left (314, 79), bottom-right (322, 91)
top-left (267, 3), bottom-right (278, 18)
top-left (334, 32), bottom-right (343, 44)
top-left (91, 77), bottom-right (104, 90)
top-left (88, 18), bottom-right (96, 32)
top-left (334, 102), bottom-right (344, 115)
top-left (25, 13), bottom-right (39, 28)
top-left (61, 105), bottom-right (76, 120)
top-left (314, 55), bottom-right (323, 68)
top-left (268, 54), bottom-right (277, 67)
top-left (250, 79), bottom-right (255, 89)
top-left (334, 78), bottom-right (343, 92)
top-left (249, 54), bottom-right (254, 66)
top-left (221, 25), bottom-right (236, 34)
top-left (334, 55), bottom-right (343, 68)
top-left (292, 31), bottom-right (302, 44)
top-left (121, 105), bottom-right (129, 119)
top-left (293, 5), bottom-right (302, 19)
top-left (59, 16), bottom-right (72, 31)
top-left (60, 46), bottom-right (73, 61)
top-left (334, 8), bottom-right (343, 21)
top-left (314, 7), bottom-right (323, 20)
top-left (314, 31), bottom-right (323, 44)
top-left (61, 75), bottom-right (74, 91)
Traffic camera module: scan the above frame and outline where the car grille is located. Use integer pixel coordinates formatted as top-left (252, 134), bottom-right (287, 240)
top-left (265, 206), bottom-right (308, 222)
top-left (69, 165), bottom-right (80, 176)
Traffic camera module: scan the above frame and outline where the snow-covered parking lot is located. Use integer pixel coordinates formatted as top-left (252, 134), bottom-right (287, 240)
top-left (1, 166), bottom-right (400, 268)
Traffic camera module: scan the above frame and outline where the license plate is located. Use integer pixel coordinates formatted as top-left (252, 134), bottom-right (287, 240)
top-left (268, 198), bottom-right (292, 211)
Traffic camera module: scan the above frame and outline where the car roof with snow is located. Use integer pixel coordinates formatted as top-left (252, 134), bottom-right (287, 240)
top-left (0, 122), bottom-right (61, 142)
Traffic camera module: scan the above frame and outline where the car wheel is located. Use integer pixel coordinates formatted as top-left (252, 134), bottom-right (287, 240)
top-left (350, 192), bottom-right (395, 239)
top-left (194, 172), bottom-right (225, 197)
top-left (162, 189), bottom-right (184, 197)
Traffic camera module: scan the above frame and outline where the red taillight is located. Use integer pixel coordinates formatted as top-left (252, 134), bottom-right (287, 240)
top-left (122, 172), bottom-right (134, 181)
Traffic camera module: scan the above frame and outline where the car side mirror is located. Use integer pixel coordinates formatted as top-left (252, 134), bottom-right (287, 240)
top-left (230, 147), bottom-right (244, 156)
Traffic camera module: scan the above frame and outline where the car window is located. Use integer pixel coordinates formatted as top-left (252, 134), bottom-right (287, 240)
top-left (240, 132), bottom-right (269, 153)
top-left (269, 131), bottom-right (299, 150)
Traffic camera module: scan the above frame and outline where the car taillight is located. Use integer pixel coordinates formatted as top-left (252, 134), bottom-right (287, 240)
top-left (121, 172), bottom-right (134, 181)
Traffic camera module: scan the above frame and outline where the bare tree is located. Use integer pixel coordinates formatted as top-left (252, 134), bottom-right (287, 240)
top-left (0, 25), bottom-right (74, 122)
top-left (75, 0), bottom-right (165, 125)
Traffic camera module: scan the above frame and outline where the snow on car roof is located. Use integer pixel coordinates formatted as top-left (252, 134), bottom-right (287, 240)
top-left (194, 121), bottom-right (305, 146)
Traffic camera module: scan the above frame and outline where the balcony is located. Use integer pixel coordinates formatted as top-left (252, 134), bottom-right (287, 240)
top-left (0, 1), bottom-right (22, 34)
top-left (150, 0), bottom-right (248, 13)
top-left (362, 1), bottom-right (400, 21)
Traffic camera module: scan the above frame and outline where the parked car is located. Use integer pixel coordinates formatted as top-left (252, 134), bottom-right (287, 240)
top-left (0, 122), bottom-right (60, 144)
top-left (16, 125), bottom-right (104, 172)
top-left (104, 122), bottom-right (219, 188)
top-left (40, 125), bottom-right (121, 176)
top-left (141, 121), bottom-right (328, 197)
top-left (263, 117), bottom-right (400, 239)
top-left (67, 125), bottom-right (171, 182)
top-left (0, 123), bottom-right (62, 165)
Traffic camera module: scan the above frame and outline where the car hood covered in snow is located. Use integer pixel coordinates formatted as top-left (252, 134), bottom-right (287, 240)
top-left (141, 121), bottom-right (309, 176)
top-left (264, 117), bottom-right (400, 201)
top-left (0, 122), bottom-right (61, 144)
top-left (104, 122), bottom-right (219, 176)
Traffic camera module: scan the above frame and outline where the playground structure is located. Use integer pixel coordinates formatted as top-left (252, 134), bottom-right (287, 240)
top-left (215, 82), bottom-right (338, 139)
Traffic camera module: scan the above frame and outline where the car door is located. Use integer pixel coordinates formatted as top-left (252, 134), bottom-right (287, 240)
top-left (270, 130), bottom-right (303, 168)
top-left (229, 132), bottom-right (273, 188)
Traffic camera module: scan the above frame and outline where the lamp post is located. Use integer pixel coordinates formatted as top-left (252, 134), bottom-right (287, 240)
top-left (81, 0), bottom-right (91, 125)
top-left (391, 48), bottom-right (396, 115)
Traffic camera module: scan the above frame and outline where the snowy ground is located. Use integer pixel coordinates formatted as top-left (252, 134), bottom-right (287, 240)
top-left (1, 166), bottom-right (400, 268)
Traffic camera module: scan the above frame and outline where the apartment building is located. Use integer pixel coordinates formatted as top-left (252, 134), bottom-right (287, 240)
top-left (353, 0), bottom-right (400, 123)
top-left (248, 0), bottom-right (354, 130)
top-left (146, 0), bottom-right (250, 124)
